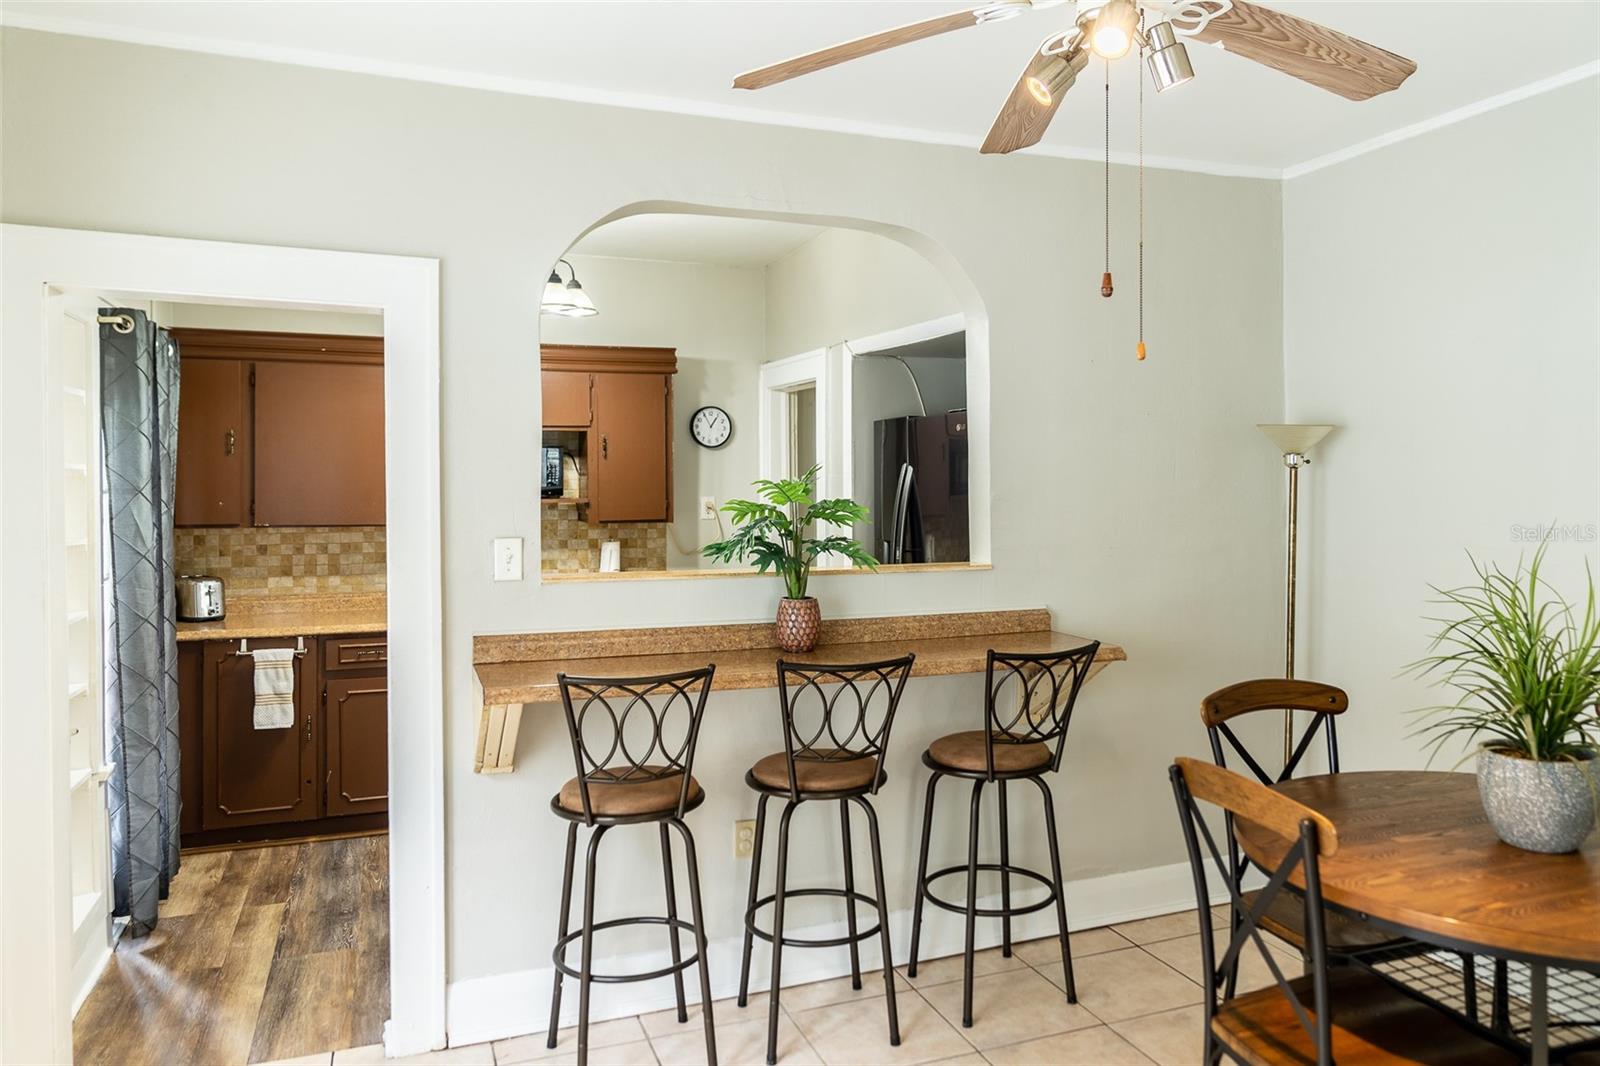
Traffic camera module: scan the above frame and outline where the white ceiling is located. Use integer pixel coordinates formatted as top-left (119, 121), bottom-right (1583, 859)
top-left (3, 1), bottom-right (1597, 175)
top-left (570, 214), bottom-right (824, 267)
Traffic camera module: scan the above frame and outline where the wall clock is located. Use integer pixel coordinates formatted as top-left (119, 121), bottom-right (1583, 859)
top-left (690, 405), bottom-right (732, 449)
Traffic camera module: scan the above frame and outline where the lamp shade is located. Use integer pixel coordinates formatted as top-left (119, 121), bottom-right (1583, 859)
top-left (559, 279), bottom-right (598, 318)
top-left (540, 271), bottom-right (576, 316)
top-left (1257, 423), bottom-right (1335, 455)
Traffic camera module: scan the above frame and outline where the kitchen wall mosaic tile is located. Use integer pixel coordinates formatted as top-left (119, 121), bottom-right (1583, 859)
top-left (541, 510), bottom-right (667, 573)
top-left (175, 525), bottom-right (386, 594)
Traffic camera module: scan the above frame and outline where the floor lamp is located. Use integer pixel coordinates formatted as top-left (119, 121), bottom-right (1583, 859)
top-left (1257, 423), bottom-right (1336, 767)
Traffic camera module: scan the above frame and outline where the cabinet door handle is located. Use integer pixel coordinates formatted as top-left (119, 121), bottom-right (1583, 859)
top-left (601, 435), bottom-right (609, 460)
top-left (305, 713), bottom-right (313, 743)
top-left (225, 429), bottom-right (236, 456)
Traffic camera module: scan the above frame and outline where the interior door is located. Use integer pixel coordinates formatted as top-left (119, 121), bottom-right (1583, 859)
top-left (253, 359), bottom-right (385, 525)
top-left (175, 357), bottom-right (248, 526)
top-left (591, 372), bottom-right (669, 522)
top-left (201, 638), bottom-right (317, 830)
top-left (324, 675), bottom-right (389, 816)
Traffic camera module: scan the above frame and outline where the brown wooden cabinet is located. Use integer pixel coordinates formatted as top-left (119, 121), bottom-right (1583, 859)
top-left (542, 370), bottom-right (592, 428)
top-left (323, 635), bottom-right (389, 818)
top-left (171, 329), bottom-right (384, 528)
top-left (199, 638), bottom-right (317, 831)
top-left (175, 358), bottom-right (249, 526)
top-left (254, 360), bottom-right (385, 526)
top-left (541, 345), bottom-right (676, 525)
top-left (180, 632), bottom-right (387, 843)
top-left (592, 372), bottom-right (672, 522)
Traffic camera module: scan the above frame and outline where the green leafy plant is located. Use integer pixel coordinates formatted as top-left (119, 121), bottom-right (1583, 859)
top-left (1407, 541), bottom-right (1600, 763)
top-left (702, 465), bottom-right (876, 599)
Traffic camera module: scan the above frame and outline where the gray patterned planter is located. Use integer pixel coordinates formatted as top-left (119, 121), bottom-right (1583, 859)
top-left (1476, 745), bottom-right (1598, 854)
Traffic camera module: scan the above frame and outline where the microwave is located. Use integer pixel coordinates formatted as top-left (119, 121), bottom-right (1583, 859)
top-left (541, 446), bottom-right (564, 498)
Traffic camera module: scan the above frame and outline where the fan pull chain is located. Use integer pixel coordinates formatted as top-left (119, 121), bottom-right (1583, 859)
top-left (1137, 38), bottom-right (1147, 362)
top-left (1101, 58), bottom-right (1113, 299)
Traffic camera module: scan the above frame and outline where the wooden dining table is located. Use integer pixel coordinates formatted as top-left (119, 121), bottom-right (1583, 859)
top-left (1234, 770), bottom-right (1600, 1066)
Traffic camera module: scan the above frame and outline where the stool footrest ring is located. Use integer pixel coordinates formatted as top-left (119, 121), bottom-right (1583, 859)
top-left (552, 915), bottom-right (703, 984)
top-left (920, 862), bottom-right (1057, 919)
top-left (744, 887), bottom-right (884, 948)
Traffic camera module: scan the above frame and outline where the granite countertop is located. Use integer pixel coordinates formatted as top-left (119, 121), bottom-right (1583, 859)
top-left (176, 591), bottom-right (387, 642)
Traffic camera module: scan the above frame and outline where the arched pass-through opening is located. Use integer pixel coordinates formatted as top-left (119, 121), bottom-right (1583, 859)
top-left (537, 200), bottom-right (992, 577)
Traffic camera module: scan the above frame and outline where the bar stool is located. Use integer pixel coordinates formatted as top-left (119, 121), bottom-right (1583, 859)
top-left (547, 666), bottom-right (718, 1066)
top-left (736, 655), bottom-right (915, 1066)
top-left (907, 643), bottom-right (1100, 1027)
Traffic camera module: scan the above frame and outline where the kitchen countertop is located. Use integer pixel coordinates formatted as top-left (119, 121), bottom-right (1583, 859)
top-left (176, 591), bottom-right (387, 641)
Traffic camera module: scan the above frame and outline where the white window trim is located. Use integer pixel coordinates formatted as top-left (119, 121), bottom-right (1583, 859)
top-left (0, 224), bottom-right (446, 1062)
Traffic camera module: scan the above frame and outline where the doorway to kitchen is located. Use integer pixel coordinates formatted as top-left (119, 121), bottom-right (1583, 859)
top-left (0, 225), bottom-right (444, 1065)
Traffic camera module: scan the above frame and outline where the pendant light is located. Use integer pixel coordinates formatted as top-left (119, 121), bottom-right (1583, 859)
top-left (540, 258), bottom-right (599, 318)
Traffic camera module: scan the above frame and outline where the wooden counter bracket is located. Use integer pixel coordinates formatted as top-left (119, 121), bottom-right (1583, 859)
top-left (471, 608), bottom-right (1125, 775)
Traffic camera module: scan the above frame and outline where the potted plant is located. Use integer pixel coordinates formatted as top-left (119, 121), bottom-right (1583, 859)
top-left (1409, 542), bottom-right (1600, 853)
top-left (703, 465), bottom-right (876, 652)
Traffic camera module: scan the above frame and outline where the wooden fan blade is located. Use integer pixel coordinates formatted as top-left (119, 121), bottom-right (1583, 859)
top-left (734, 7), bottom-right (983, 90)
top-left (980, 44), bottom-right (1087, 155)
top-left (1189, 0), bottom-right (1416, 101)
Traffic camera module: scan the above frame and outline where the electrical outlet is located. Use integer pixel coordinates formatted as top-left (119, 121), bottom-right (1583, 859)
top-left (733, 818), bottom-right (756, 859)
top-left (699, 496), bottom-right (718, 521)
top-left (492, 537), bottom-right (523, 581)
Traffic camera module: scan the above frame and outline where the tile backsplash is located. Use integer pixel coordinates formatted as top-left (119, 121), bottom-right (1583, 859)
top-left (541, 510), bottom-right (667, 573)
top-left (176, 526), bottom-right (386, 594)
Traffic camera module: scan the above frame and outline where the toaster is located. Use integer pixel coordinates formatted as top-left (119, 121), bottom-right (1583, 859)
top-left (176, 574), bottom-right (226, 622)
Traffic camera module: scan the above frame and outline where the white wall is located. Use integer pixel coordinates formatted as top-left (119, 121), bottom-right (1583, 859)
top-left (0, 27), bottom-right (1285, 1035)
top-left (765, 227), bottom-right (959, 360)
top-left (540, 254), bottom-right (766, 567)
top-left (152, 300), bottom-right (384, 335)
top-left (1283, 77), bottom-right (1600, 771)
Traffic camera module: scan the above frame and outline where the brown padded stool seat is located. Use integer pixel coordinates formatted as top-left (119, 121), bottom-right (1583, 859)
top-left (1242, 887), bottom-right (1408, 953)
top-left (750, 749), bottom-right (879, 793)
top-left (927, 730), bottom-right (1050, 773)
top-left (1212, 968), bottom-right (1518, 1066)
top-left (556, 766), bottom-right (703, 817)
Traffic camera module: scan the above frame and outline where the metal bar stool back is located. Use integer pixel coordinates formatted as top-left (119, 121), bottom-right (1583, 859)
top-left (737, 654), bottom-right (916, 1066)
top-left (548, 666), bottom-right (718, 1066)
top-left (907, 642), bottom-right (1100, 1028)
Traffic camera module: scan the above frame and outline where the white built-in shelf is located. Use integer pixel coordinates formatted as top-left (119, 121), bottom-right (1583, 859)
top-left (65, 463), bottom-right (89, 475)
top-left (67, 610), bottom-right (90, 626)
top-left (63, 386), bottom-right (88, 402)
top-left (69, 768), bottom-right (93, 792)
top-left (66, 538), bottom-right (89, 550)
top-left (67, 681), bottom-right (90, 701)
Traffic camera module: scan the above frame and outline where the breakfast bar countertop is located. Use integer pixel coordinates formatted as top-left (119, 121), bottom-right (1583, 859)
top-left (176, 592), bottom-right (387, 642)
top-left (470, 608), bottom-right (1126, 773)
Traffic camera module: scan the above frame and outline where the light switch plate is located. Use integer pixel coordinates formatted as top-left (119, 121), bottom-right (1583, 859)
top-left (700, 496), bottom-right (718, 521)
top-left (492, 537), bottom-right (523, 582)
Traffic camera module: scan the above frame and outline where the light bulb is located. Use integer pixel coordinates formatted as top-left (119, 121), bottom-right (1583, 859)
top-left (1087, 0), bottom-right (1138, 60)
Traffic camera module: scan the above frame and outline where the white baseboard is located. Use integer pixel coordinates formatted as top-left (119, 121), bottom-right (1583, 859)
top-left (446, 859), bottom-right (1230, 1048)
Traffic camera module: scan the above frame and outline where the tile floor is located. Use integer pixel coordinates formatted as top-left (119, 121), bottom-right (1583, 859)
top-left (265, 907), bottom-right (1301, 1066)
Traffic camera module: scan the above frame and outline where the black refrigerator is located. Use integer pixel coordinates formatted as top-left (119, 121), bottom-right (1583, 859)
top-left (872, 411), bottom-right (969, 565)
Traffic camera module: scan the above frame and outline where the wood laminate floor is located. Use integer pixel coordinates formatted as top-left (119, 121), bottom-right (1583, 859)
top-left (73, 835), bottom-right (389, 1066)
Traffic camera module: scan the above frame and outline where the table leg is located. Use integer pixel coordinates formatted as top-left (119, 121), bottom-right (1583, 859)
top-left (1530, 963), bottom-right (1548, 1066)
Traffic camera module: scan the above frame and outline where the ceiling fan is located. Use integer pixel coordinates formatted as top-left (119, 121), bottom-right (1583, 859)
top-left (733, 0), bottom-right (1417, 155)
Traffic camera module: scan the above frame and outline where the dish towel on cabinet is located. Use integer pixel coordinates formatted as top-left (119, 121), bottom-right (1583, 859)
top-left (252, 648), bottom-right (296, 729)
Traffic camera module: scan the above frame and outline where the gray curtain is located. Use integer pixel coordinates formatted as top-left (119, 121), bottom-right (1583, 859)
top-left (100, 308), bottom-right (181, 937)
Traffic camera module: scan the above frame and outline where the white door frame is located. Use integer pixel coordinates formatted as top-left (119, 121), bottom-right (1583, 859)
top-left (0, 225), bottom-right (446, 1061)
top-left (756, 348), bottom-right (832, 494)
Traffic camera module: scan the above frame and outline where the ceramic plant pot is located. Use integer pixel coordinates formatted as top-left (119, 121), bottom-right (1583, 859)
top-left (1476, 745), bottom-right (1598, 854)
top-left (775, 596), bottom-right (821, 653)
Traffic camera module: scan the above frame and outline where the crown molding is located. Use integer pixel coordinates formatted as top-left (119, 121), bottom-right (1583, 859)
top-left (1, 11), bottom-right (1594, 183)
top-left (0, 10), bottom-right (1277, 179)
top-left (1283, 61), bottom-right (1600, 180)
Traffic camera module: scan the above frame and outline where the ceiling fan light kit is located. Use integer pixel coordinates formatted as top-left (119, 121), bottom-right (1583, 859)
top-left (1144, 20), bottom-right (1194, 92)
top-left (1084, 0), bottom-right (1140, 60)
top-left (1026, 48), bottom-right (1089, 106)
